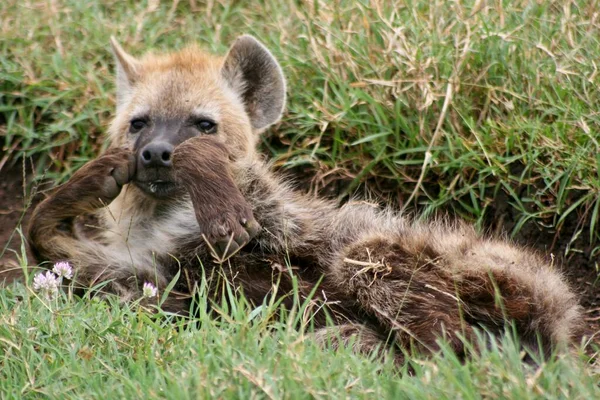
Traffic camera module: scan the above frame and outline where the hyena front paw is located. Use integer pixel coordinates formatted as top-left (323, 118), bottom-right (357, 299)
top-left (65, 147), bottom-right (136, 207)
top-left (199, 202), bottom-right (261, 259)
top-left (172, 136), bottom-right (261, 259)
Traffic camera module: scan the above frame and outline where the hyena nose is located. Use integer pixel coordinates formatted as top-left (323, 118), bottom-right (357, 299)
top-left (140, 142), bottom-right (174, 168)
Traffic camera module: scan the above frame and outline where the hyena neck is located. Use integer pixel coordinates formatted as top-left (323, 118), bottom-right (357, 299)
top-left (104, 184), bottom-right (196, 239)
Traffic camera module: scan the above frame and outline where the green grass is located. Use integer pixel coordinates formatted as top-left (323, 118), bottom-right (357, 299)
top-left (1, 0), bottom-right (600, 398)
top-left (1, 269), bottom-right (598, 399)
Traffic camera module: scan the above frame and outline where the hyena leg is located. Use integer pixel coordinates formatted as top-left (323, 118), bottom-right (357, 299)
top-left (311, 323), bottom-right (405, 364)
top-left (447, 239), bottom-right (582, 356)
top-left (330, 233), bottom-right (582, 358)
top-left (329, 235), bottom-right (483, 358)
top-left (172, 136), bottom-right (260, 259)
top-left (27, 148), bottom-right (135, 263)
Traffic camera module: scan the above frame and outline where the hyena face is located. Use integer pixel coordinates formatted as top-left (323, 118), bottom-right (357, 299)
top-left (107, 36), bottom-right (286, 199)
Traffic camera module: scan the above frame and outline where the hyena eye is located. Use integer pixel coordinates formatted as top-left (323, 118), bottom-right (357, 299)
top-left (129, 119), bottom-right (148, 133)
top-left (194, 119), bottom-right (217, 134)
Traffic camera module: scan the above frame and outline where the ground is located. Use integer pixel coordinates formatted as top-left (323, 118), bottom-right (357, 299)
top-left (0, 164), bottom-right (32, 284)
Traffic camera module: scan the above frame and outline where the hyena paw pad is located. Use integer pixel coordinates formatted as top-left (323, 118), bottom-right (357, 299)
top-left (205, 209), bottom-right (261, 259)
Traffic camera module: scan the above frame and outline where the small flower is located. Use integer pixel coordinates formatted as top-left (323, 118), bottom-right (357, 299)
top-left (142, 282), bottom-right (158, 298)
top-left (52, 261), bottom-right (73, 280)
top-left (32, 271), bottom-right (60, 299)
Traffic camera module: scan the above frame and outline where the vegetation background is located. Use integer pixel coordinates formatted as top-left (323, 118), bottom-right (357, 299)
top-left (1, 0), bottom-right (599, 398)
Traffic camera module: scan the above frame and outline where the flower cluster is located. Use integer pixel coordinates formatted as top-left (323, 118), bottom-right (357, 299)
top-left (32, 261), bottom-right (74, 299)
top-left (52, 261), bottom-right (73, 279)
top-left (32, 271), bottom-right (60, 299)
top-left (142, 282), bottom-right (158, 298)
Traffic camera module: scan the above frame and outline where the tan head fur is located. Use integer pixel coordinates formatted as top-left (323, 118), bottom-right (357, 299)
top-left (107, 35), bottom-right (286, 161)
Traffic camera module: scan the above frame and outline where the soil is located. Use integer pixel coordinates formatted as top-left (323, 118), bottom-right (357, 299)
top-left (1, 161), bottom-right (598, 338)
top-left (0, 163), bottom-right (39, 284)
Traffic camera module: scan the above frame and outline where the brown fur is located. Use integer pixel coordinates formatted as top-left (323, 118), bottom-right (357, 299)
top-left (25, 35), bottom-right (583, 363)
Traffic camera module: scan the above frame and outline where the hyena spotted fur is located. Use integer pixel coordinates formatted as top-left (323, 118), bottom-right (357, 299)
top-left (27, 35), bottom-right (583, 363)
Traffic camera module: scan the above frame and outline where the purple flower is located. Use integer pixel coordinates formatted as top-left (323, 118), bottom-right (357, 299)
top-left (52, 261), bottom-right (73, 280)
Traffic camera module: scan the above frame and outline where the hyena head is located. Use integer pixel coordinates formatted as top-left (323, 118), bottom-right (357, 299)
top-left (107, 35), bottom-right (286, 199)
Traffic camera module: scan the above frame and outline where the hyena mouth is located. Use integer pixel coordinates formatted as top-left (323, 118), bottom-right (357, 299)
top-left (134, 180), bottom-right (178, 198)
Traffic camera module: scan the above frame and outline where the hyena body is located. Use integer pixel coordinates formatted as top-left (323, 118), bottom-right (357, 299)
top-left (28, 35), bottom-right (582, 362)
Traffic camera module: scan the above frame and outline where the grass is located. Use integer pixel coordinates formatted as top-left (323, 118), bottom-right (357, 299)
top-left (1, 0), bottom-right (600, 398)
top-left (1, 268), bottom-right (599, 399)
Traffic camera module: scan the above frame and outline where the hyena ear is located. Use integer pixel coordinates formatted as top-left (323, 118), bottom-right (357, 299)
top-left (110, 37), bottom-right (143, 110)
top-left (222, 35), bottom-right (286, 131)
